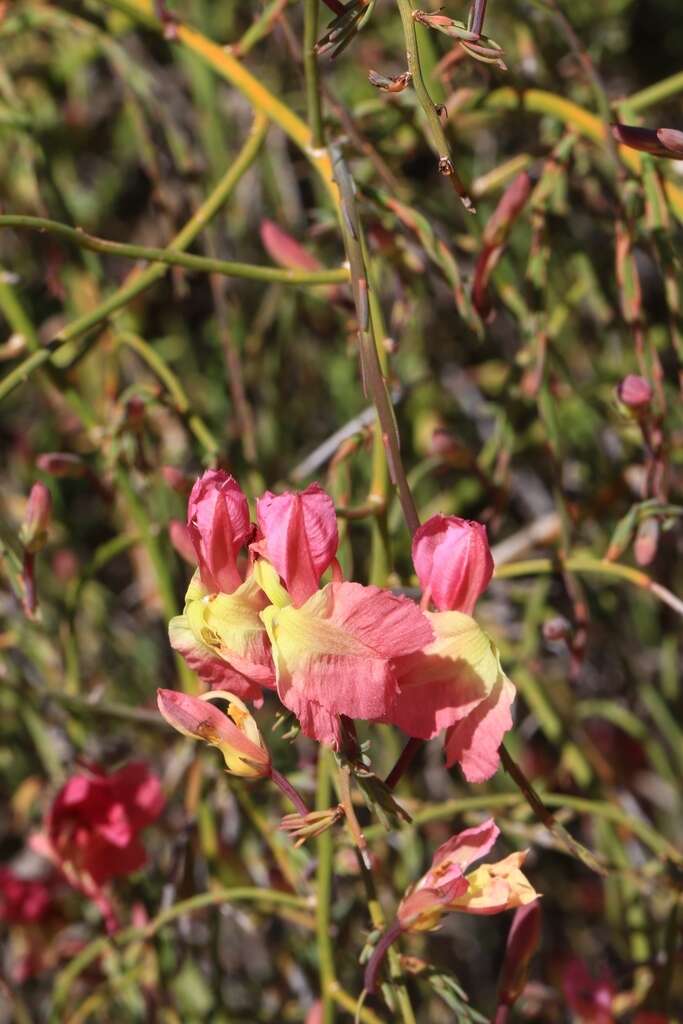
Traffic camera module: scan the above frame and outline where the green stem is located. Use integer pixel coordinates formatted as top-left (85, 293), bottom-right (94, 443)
top-left (494, 555), bottom-right (683, 617)
top-left (316, 748), bottom-right (336, 1024)
top-left (303, 0), bottom-right (324, 149)
top-left (0, 215), bottom-right (347, 285)
top-left (116, 331), bottom-right (219, 455)
top-left (622, 70), bottom-right (683, 114)
top-left (52, 887), bottom-right (310, 1018)
top-left (395, 0), bottom-right (473, 210)
top-left (0, 114), bottom-right (269, 404)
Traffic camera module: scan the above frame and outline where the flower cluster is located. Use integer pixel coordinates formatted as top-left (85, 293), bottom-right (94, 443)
top-left (166, 470), bottom-right (514, 781)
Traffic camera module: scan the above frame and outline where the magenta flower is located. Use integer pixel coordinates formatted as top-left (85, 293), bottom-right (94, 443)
top-left (187, 470), bottom-right (251, 594)
top-left (255, 484), bottom-right (339, 607)
top-left (412, 514), bottom-right (494, 614)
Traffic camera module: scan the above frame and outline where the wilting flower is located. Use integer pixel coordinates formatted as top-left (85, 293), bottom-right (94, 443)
top-left (255, 484), bottom-right (339, 607)
top-left (187, 470), bottom-right (251, 594)
top-left (0, 867), bottom-right (54, 924)
top-left (157, 689), bottom-right (271, 778)
top-left (261, 581), bottom-right (433, 747)
top-left (31, 763), bottom-right (164, 931)
top-left (365, 819), bottom-right (538, 992)
top-left (412, 513), bottom-right (494, 614)
top-left (169, 571), bottom-right (275, 703)
top-left (389, 611), bottom-right (515, 781)
top-left (20, 482), bottom-right (52, 553)
top-left (398, 819), bottom-right (537, 930)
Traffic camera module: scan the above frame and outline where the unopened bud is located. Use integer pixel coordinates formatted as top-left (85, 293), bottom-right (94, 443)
top-left (634, 517), bottom-right (659, 566)
top-left (20, 483), bottom-right (52, 553)
top-left (161, 465), bottom-right (194, 494)
top-left (617, 374), bottom-right (653, 412)
top-left (36, 453), bottom-right (87, 478)
top-left (611, 123), bottom-right (683, 160)
top-left (496, 902), bottom-right (542, 1010)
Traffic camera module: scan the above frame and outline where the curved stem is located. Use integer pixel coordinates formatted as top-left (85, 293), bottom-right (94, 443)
top-left (384, 737), bottom-right (423, 790)
top-left (494, 555), bottom-right (683, 618)
top-left (270, 767), bottom-right (310, 817)
top-left (364, 918), bottom-right (404, 994)
top-left (0, 114), bottom-right (269, 404)
top-left (0, 215), bottom-right (348, 285)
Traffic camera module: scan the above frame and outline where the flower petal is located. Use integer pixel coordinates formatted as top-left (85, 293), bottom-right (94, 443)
top-left (262, 582), bottom-right (432, 744)
top-left (430, 818), bottom-right (500, 873)
top-left (444, 673), bottom-right (515, 782)
top-left (389, 611), bottom-right (502, 739)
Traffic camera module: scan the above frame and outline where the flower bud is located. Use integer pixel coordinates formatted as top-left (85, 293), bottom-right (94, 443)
top-left (634, 517), bottom-right (659, 566)
top-left (20, 482), bottom-right (52, 553)
top-left (157, 689), bottom-right (271, 778)
top-left (412, 514), bottom-right (493, 613)
top-left (161, 465), bottom-right (194, 494)
top-left (611, 123), bottom-right (683, 160)
top-left (617, 374), bottom-right (653, 412)
top-left (187, 470), bottom-right (251, 594)
top-left (496, 901), bottom-right (542, 1009)
top-left (35, 453), bottom-right (87, 478)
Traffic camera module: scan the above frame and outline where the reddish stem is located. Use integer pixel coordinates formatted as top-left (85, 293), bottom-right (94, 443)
top-left (384, 737), bottom-right (424, 790)
top-left (363, 918), bottom-right (404, 994)
top-left (321, 0), bottom-right (347, 15)
top-left (270, 768), bottom-right (310, 817)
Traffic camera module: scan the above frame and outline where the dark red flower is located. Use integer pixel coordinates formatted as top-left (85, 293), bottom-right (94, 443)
top-left (0, 868), bottom-right (54, 924)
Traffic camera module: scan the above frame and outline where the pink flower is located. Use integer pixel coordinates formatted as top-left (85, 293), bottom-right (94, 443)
top-left (169, 572), bottom-right (275, 704)
top-left (388, 611), bottom-right (515, 781)
top-left (0, 868), bottom-right (54, 924)
top-left (412, 514), bottom-right (494, 614)
top-left (31, 763), bottom-right (163, 930)
top-left (157, 689), bottom-right (271, 778)
top-left (168, 518), bottom-right (197, 565)
top-left (187, 470), bottom-right (251, 594)
top-left (255, 484), bottom-right (339, 607)
top-left (397, 819), bottom-right (537, 932)
top-left (365, 819), bottom-right (539, 993)
top-left (261, 582), bottom-right (433, 746)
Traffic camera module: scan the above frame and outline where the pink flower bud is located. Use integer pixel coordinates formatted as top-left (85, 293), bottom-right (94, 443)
top-left (168, 519), bottom-right (197, 565)
top-left (161, 465), bottom-right (194, 494)
top-left (634, 517), bottom-right (659, 566)
top-left (187, 470), bottom-right (251, 594)
top-left (617, 374), bottom-right (653, 411)
top-left (255, 484), bottom-right (339, 606)
top-left (496, 901), bottom-right (542, 1010)
top-left (412, 514), bottom-right (493, 613)
top-left (35, 453), bottom-right (87, 478)
top-left (611, 123), bottom-right (683, 160)
top-left (260, 221), bottom-right (321, 273)
top-left (20, 482), bottom-right (52, 553)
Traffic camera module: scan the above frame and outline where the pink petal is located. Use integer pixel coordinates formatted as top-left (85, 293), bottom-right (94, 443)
top-left (264, 582), bottom-right (432, 744)
top-left (390, 612), bottom-right (497, 740)
top-left (412, 514), bottom-right (493, 613)
top-left (256, 484), bottom-right (339, 606)
top-left (187, 470), bottom-right (251, 594)
top-left (430, 818), bottom-right (500, 873)
top-left (157, 689), bottom-right (269, 767)
top-left (260, 220), bottom-right (322, 272)
top-left (444, 675), bottom-right (515, 782)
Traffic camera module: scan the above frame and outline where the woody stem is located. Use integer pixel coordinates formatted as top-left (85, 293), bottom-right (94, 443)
top-left (270, 768), bottom-right (310, 817)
